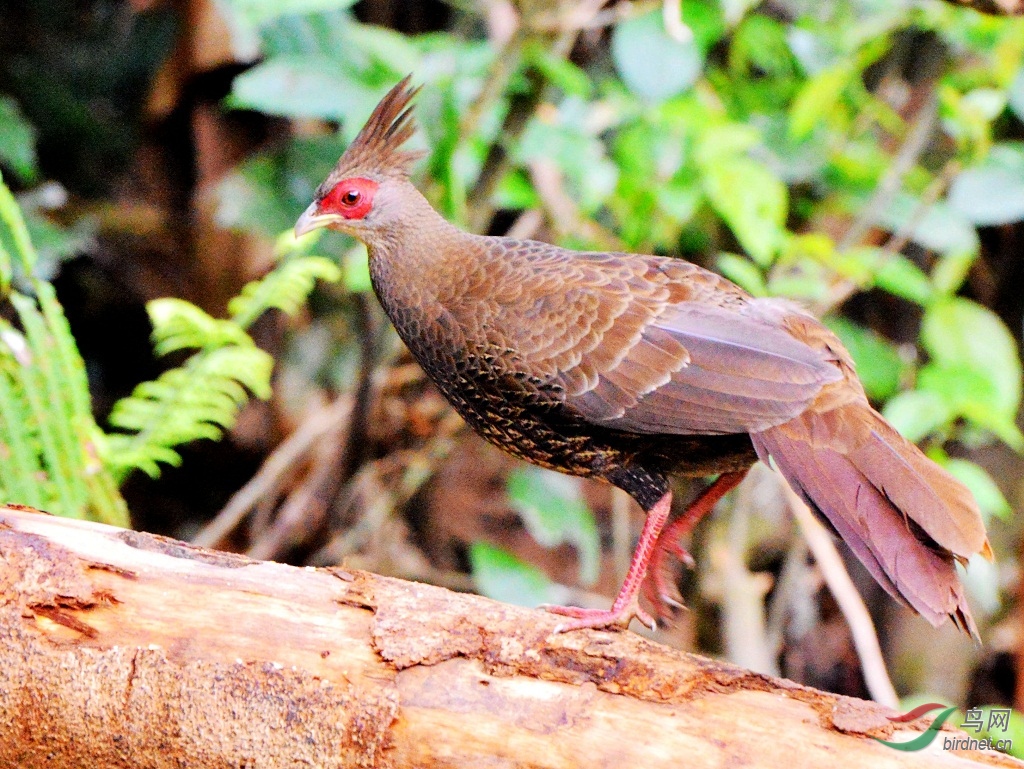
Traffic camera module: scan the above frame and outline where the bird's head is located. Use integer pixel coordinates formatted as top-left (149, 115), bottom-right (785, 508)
top-left (295, 76), bottom-right (426, 247)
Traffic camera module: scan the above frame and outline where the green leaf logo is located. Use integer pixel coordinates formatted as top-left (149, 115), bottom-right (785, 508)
top-left (875, 703), bottom-right (958, 752)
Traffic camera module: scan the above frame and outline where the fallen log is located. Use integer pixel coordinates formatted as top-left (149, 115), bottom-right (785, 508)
top-left (0, 505), bottom-right (1017, 768)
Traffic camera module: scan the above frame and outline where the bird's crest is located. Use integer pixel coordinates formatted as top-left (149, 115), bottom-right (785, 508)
top-left (318, 75), bottom-right (424, 196)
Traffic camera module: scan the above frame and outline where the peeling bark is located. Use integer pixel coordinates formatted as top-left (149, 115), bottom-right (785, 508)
top-left (0, 506), bottom-right (1018, 768)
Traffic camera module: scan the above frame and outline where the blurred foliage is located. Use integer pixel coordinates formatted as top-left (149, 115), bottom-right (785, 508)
top-left (199, 0), bottom-right (1024, 627)
top-left (0, 168), bottom-right (340, 518)
top-left (105, 236), bottom-right (340, 480)
top-left (0, 0), bottom-right (1023, 716)
top-left (0, 173), bottom-right (126, 524)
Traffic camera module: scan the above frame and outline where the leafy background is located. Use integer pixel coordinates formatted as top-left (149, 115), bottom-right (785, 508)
top-left (1, 0), bottom-right (1023, 750)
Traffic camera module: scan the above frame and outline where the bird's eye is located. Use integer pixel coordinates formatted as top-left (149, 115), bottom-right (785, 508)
top-left (321, 177), bottom-right (377, 220)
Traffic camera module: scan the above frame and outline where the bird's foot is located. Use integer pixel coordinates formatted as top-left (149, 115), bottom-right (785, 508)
top-left (543, 597), bottom-right (657, 634)
top-left (642, 550), bottom-right (691, 621)
top-left (642, 533), bottom-right (696, 619)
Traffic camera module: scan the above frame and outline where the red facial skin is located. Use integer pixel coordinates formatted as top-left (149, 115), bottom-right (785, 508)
top-left (319, 177), bottom-right (378, 220)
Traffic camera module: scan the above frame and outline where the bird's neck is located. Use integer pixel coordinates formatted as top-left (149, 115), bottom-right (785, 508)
top-left (365, 189), bottom-right (479, 326)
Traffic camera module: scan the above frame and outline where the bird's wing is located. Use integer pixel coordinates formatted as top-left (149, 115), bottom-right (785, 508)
top-left (491, 249), bottom-right (845, 436)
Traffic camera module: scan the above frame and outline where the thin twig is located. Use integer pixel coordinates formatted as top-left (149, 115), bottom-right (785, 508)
top-left (661, 0), bottom-right (692, 42)
top-left (764, 535), bottom-right (815, 659)
top-left (528, 159), bottom-right (623, 249)
top-left (783, 482), bottom-right (899, 709)
top-left (611, 487), bottom-right (633, 590)
top-left (192, 395), bottom-right (354, 548)
top-left (820, 157), bottom-right (961, 315)
top-left (713, 476), bottom-right (778, 677)
top-left (836, 90), bottom-right (938, 254)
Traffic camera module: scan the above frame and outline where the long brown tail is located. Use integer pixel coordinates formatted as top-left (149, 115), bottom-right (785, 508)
top-left (751, 400), bottom-right (991, 637)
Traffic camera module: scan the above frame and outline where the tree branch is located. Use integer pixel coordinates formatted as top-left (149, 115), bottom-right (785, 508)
top-left (0, 506), bottom-right (1018, 768)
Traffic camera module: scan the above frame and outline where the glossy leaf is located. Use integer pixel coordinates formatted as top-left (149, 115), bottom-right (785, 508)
top-left (0, 96), bottom-right (37, 182)
top-left (506, 467), bottom-right (600, 587)
top-left (882, 390), bottom-right (953, 444)
top-left (944, 459), bottom-right (1011, 522)
top-left (702, 156), bottom-right (787, 264)
top-left (921, 298), bottom-right (1022, 419)
top-left (826, 318), bottom-right (905, 401)
top-left (469, 541), bottom-right (555, 608)
top-left (612, 10), bottom-right (703, 102)
top-left (948, 143), bottom-right (1024, 226)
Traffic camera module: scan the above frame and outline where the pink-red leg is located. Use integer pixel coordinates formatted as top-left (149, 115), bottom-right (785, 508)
top-left (544, 491), bottom-right (673, 634)
top-left (643, 470), bottom-right (748, 618)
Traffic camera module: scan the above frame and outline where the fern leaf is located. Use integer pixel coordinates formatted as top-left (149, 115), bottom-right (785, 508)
top-left (229, 256), bottom-right (341, 327)
top-left (0, 352), bottom-right (46, 509)
top-left (105, 344), bottom-right (274, 479)
top-left (149, 298), bottom-right (252, 356)
top-left (10, 291), bottom-right (90, 517)
top-left (0, 172), bottom-right (37, 288)
top-left (35, 281), bottom-right (94, 429)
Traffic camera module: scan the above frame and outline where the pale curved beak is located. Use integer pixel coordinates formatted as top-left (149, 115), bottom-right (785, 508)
top-left (294, 202), bottom-right (341, 238)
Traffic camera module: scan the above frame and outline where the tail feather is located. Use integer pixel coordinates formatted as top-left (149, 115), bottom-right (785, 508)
top-left (752, 401), bottom-right (989, 637)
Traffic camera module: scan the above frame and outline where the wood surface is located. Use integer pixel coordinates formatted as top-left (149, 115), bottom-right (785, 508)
top-left (0, 505), bottom-right (1018, 768)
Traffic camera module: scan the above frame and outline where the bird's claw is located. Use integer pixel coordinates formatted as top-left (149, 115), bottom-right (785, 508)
top-left (543, 602), bottom-right (657, 634)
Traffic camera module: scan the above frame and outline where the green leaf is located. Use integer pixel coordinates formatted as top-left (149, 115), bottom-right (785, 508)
top-left (0, 96), bottom-right (38, 182)
top-left (149, 298), bottom-right (253, 356)
top-left (468, 541), bottom-right (555, 608)
top-left (921, 298), bottom-right (1022, 418)
top-left (612, 10), bottom-right (703, 102)
top-left (826, 318), bottom-right (905, 401)
top-left (0, 173), bottom-right (38, 287)
top-left (975, 706), bottom-right (1024, 759)
top-left (228, 254), bottom-right (341, 324)
top-left (716, 253), bottom-right (767, 296)
top-left (874, 254), bottom-right (935, 306)
top-left (789, 64), bottom-right (853, 140)
top-left (218, 0), bottom-right (357, 31)
top-left (702, 156), bottom-right (787, 264)
top-left (228, 56), bottom-right (373, 122)
top-left (106, 345), bottom-right (274, 479)
top-left (10, 292), bottom-right (90, 518)
top-left (876, 193), bottom-right (979, 258)
top-left (931, 250), bottom-right (977, 296)
top-left (341, 244), bottom-right (372, 293)
top-left (944, 459), bottom-right (1011, 522)
top-left (694, 124), bottom-right (760, 167)
top-left (524, 43), bottom-right (593, 98)
top-left (882, 390), bottom-right (953, 444)
top-left (918, 363), bottom-right (1024, 450)
top-left (948, 143), bottom-right (1024, 226)
top-left (506, 467), bottom-right (600, 587)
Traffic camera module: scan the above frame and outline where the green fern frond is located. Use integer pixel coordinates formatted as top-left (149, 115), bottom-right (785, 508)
top-left (0, 176), bottom-right (128, 524)
top-left (10, 290), bottom-right (91, 517)
top-left (0, 170), bottom-right (36, 291)
top-left (149, 298), bottom-right (253, 356)
top-left (229, 255), bottom-right (341, 327)
top-left (103, 235), bottom-right (339, 481)
top-left (0, 349), bottom-right (46, 509)
top-left (105, 344), bottom-right (274, 479)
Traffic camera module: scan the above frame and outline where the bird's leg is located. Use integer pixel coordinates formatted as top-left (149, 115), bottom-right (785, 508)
top-left (643, 470), bottom-right (748, 618)
top-left (545, 491), bottom-right (672, 634)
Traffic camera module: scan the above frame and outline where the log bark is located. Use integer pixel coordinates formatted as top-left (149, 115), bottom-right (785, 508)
top-left (0, 505), bottom-right (1018, 769)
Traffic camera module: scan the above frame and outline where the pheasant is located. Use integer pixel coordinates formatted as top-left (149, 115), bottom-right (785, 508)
top-left (296, 77), bottom-right (990, 636)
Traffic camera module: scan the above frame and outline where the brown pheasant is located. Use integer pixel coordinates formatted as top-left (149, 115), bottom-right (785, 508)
top-left (296, 77), bottom-right (991, 636)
